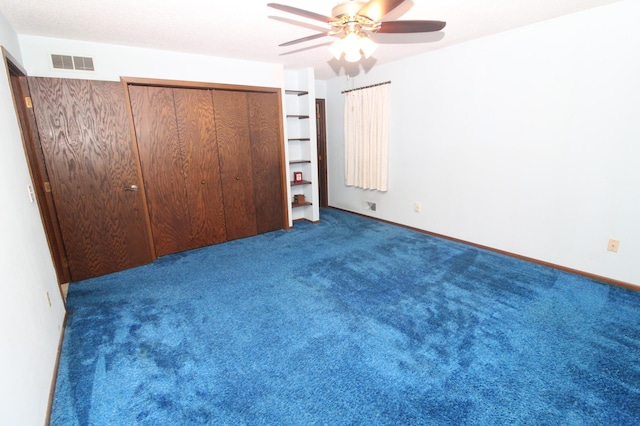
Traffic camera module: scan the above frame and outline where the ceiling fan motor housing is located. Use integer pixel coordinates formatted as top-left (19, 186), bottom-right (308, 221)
top-left (332, 0), bottom-right (368, 18)
top-left (331, 0), bottom-right (379, 33)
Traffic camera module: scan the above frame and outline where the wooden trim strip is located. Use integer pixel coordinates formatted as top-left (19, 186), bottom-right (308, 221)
top-left (121, 76), bottom-right (280, 93)
top-left (45, 311), bottom-right (68, 426)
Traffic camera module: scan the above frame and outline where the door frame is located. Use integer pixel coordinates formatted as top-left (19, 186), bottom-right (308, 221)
top-left (2, 47), bottom-right (71, 284)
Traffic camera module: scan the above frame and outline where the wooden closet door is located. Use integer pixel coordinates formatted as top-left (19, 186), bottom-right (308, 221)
top-left (173, 88), bottom-right (226, 248)
top-left (28, 78), bottom-right (153, 281)
top-left (247, 92), bottom-right (285, 234)
top-left (211, 90), bottom-right (258, 240)
top-left (128, 85), bottom-right (192, 256)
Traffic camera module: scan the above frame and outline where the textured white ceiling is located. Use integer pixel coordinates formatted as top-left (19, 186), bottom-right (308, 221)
top-left (0, 0), bottom-right (621, 79)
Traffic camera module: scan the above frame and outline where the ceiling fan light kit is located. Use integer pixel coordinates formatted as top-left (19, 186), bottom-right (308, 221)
top-left (357, 34), bottom-right (378, 59)
top-left (329, 32), bottom-right (378, 62)
top-left (268, 0), bottom-right (446, 64)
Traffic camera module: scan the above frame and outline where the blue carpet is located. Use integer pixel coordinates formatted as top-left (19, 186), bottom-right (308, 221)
top-left (52, 208), bottom-right (640, 425)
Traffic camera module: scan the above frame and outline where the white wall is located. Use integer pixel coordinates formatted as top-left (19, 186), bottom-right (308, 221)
top-left (325, 0), bottom-right (640, 287)
top-left (19, 35), bottom-right (284, 87)
top-left (315, 80), bottom-right (327, 99)
top-left (0, 13), bottom-right (66, 426)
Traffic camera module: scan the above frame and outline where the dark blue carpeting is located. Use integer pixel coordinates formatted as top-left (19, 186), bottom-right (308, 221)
top-left (52, 208), bottom-right (640, 425)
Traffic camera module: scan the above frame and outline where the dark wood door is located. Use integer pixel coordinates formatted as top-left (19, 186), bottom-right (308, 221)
top-left (28, 77), bottom-right (153, 281)
top-left (247, 92), bottom-right (286, 234)
top-left (211, 90), bottom-right (258, 240)
top-left (173, 88), bottom-right (227, 248)
top-left (128, 85), bottom-right (192, 256)
top-left (316, 98), bottom-right (328, 208)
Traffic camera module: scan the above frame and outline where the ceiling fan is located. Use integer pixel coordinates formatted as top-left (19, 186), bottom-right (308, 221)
top-left (268, 0), bottom-right (446, 62)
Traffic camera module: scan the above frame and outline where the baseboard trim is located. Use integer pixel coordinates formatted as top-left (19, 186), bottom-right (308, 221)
top-left (329, 207), bottom-right (638, 292)
top-left (45, 311), bottom-right (68, 426)
top-left (293, 218), bottom-right (321, 224)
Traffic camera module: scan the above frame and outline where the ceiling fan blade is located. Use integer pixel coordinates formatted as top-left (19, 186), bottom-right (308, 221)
top-left (279, 42), bottom-right (333, 56)
top-left (357, 0), bottom-right (405, 22)
top-left (269, 16), bottom-right (330, 33)
top-left (370, 31), bottom-right (445, 45)
top-left (267, 3), bottom-right (333, 23)
top-left (378, 20), bottom-right (446, 33)
top-left (279, 32), bottom-right (331, 47)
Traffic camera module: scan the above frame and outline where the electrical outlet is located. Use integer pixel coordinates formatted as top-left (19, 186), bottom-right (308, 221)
top-left (607, 239), bottom-right (620, 253)
top-left (413, 202), bottom-right (421, 213)
top-left (366, 202), bottom-right (377, 211)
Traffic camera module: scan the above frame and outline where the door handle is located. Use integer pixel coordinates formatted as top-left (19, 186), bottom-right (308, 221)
top-left (124, 185), bottom-right (139, 192)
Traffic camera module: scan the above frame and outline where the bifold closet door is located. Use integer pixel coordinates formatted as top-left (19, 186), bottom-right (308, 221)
top-left (28, 77), bottom-right (154, 281)
top-left (129, 85), bottom-right (192, 256)
top-left (246, 92), bottom-right (285, 234)
top-left (211, 90), bottom-right (259, 240)
top-left (129, 85), bottom-right (227, 256)
top-left (172, 88), bottom-right (226, 248)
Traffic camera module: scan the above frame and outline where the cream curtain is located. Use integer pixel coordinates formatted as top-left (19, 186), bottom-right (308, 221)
top-left (344, 83), bottom-right (389, 191)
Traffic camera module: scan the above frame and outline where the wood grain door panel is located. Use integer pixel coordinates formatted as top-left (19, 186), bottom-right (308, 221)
top-left (211, 90), bottom-right (258, 240)
top-left (128, 85), bottom-right (192, 256)
top-left (247, 92), bottom-right (285, 234)
top-left (28, 77), bottom-right (153, 281)
top-left (173, 88), bottom-right (227, 248)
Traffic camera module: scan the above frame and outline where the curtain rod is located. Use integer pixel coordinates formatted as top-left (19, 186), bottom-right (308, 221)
top-left (342, 81), bottom-right (391, 94)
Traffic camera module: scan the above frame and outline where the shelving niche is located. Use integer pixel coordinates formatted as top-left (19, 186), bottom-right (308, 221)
top-left (284, 69), bottom-right (320, 224)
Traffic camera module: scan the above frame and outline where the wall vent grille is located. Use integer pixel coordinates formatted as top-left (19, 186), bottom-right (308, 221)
top-left (51, 54), bottom-right (73, 70)
top-left (51, 54), bottom-right (95, 71)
